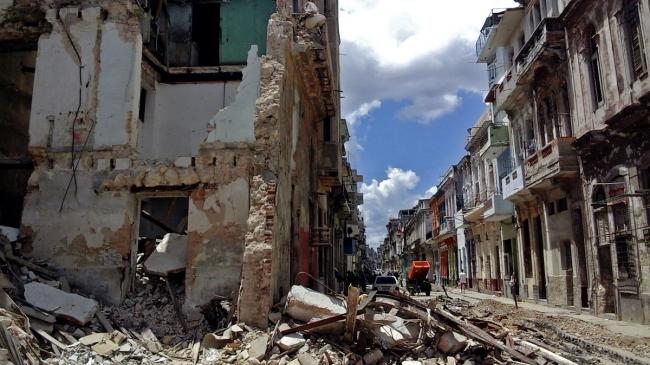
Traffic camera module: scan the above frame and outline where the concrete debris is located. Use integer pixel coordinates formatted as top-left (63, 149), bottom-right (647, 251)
top-left (0, 225), bottom-right (19, 242)
top-left (285, 285), bottom-right (346, 322)
top-left (24, 282), bottom-right (99, 325)
top-left (143, 233), bottom-right (187, 275)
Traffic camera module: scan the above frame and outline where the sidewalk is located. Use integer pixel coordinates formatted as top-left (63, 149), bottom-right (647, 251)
top-left (438, 288), bottom-right (650, 339)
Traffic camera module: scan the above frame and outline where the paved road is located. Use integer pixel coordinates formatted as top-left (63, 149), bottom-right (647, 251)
top-left (412, 287), bottom-right (650, 339)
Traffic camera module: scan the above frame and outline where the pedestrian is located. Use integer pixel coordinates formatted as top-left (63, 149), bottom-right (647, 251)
top-left (509, 272), bottom-right (519, 309)
top-left (459, 269), bottom-right (467, 293)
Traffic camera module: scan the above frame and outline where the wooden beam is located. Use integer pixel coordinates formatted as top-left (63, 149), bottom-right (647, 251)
top-left (344, 286), bottom-right (359, 343)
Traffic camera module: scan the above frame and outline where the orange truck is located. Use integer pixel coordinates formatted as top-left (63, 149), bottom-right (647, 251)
top-left (406, 261), bottom-right (432, 296)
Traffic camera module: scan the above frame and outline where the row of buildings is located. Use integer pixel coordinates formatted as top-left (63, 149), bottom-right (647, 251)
top-left (380, 0), bottom-right (650, 325)
top-left (0, 0), bottom-right (363, 328)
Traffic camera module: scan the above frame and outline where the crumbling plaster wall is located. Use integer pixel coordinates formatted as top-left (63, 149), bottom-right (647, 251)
top-left (22, 171), bottom-right (134, 304)
top-left (185, 178), bottom-right (250, 309)
top-left (21, 1), bottom-right (262, 308)
top-left (28, 7), bottom-right (141, 149)
top-left (20, 4), bottom-right (142, 305)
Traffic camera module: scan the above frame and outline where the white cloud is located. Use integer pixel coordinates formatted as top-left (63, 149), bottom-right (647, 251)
top-left (340, 0), bottom-right (519, 123)
top-left (347, 99), bottom-right (381, 126)
top-left (422, 185), bottom-right (438, 199)
top-left (360, 167), bottom-right (421, 247)
top-left (344, 100), bottom-right (381, 160)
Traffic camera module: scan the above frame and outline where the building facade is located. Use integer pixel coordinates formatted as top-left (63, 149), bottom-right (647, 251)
top-left (472, 0), bottom-right (650, 323)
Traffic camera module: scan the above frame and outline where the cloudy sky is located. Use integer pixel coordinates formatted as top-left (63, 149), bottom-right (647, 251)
top-left (338, 0), bottom-right (518, 247)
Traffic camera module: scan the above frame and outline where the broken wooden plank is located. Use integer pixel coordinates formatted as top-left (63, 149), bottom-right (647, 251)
top-left (164, 278), bottom-right (187, 331)
top-left (34, 328), bottom-right (68, 349)
top-left (344, 286), bottom-right (359, 344)
top-left (518, 340), bottom-right (578, 365)
top-left (95, 311), bottom-right (115, 332)
top-left (433, 306), bottom-right (536, 365)
top-left (0, 319), bottom-right (24, 365)
top-left (191, 340), bottom-right (201, 365)
top-left (19, 305), bottom-right (55, 324)
top-left (3, 253), bottom-right (58, 278)
top-left (141, 210), bottom-right (182, 234)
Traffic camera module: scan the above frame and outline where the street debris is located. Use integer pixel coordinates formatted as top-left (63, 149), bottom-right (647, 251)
top-left (0, 226), bottom-right (649, 364)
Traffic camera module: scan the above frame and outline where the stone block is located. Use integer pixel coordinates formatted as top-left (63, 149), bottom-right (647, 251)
top-left (96, 159), bottom-right (110, 171)
top-left (113, 158), bottom-right (131, 170)
top-left (174, 156), bottom-right (193, 168)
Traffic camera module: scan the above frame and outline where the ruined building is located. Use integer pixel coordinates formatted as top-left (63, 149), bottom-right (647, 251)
top-left (0, 0), bottom-right (363, 327)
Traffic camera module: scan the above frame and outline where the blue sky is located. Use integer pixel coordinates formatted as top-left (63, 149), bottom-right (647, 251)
top-left (338, 0), bottom-right (518, 246)
top-left (351, 92), bottom-right (485, 191)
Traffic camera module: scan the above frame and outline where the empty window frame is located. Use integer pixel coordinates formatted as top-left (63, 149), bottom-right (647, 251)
top-left (588, 29), bottom-right (605, 107)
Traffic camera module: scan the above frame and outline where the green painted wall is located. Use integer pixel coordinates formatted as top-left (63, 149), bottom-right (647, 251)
top-left (220, 0), bottom-right (276, 64)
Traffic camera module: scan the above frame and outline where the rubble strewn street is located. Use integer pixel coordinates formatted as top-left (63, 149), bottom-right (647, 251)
top-left (0, 223), bottom-right (648, 365)
top-left (2, 0), bottom-right (650, 363)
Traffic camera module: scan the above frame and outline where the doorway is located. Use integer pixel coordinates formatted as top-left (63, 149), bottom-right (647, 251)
top-left (534, 216), bottom-right (547, 299)
top-left (597, 245), bottom-right (616, 314)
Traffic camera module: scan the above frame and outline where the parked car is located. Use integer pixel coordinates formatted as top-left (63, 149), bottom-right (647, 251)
top-left (373, 275), bottom-right (398, 293)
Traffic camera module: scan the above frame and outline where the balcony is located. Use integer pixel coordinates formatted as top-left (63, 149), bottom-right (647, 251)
top-left (476, 26), bottom-right (497, 62)
top-left (463, 189), bottom-right (489, 223)
top-left (483, 190), bottom-right (513, 221)
top-left (502, 165), bottom-right (527, 201)
top-left (514, 17), bottom-right (565, 84)
top-left (476, 8), bottom-right (525, 63)
top-left (294, 17), bottom-right (336, 116)
top-left (524, 137), bottom-right (578, 189)
top-left (318, 142), bottom-right (341, 187)
top-left (479, 124), bottom-right (510, 158)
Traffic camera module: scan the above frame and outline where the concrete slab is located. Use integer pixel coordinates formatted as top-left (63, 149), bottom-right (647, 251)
top-left (276, 333), bottom-right (305, 351)
top-left (24, 282), bottom-right (98, 325)
top-left (248, 334), bottom-right (268, 361)
top-left (285, 285), bottom-right (346, 322)
top-left (144, 233), bottom-right (187, 276)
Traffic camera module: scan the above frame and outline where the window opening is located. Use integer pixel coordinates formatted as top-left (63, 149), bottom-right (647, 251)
top-left (625, 0), bottom-right (647, 79)
top-left (589, 30), bottom-right (605, 106)
top-left (139, 88), bottom-right (147, 122)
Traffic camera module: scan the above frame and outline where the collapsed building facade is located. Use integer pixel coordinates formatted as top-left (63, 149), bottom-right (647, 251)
top-left (0, 0), bottom-right (363, 327)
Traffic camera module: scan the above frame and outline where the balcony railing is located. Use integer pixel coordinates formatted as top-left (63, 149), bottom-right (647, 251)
top-left (479, 124), bottom-right (510, 157)
top-left (463, 188), bottom-right (488, 210)
top-left (514, 17), bottom-right (565, 81)
top-left (476, 26), bottom-right (496, 58)
top-left (524, 137), bottom-right (578, 188)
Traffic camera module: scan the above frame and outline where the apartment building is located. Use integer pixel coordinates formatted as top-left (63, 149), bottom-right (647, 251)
top-left (473, 0), bottom-right (650, 323)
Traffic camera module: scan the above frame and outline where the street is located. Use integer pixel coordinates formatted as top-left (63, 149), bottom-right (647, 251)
top-left (408, 287), bottom-right (650, 364)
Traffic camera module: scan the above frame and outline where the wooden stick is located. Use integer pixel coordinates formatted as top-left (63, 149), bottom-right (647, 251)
top-left (344, 286), bottom-right (359, 343)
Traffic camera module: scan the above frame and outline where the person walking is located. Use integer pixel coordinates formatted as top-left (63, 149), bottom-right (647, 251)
top-left (509, 272), bottom-right (519, 309)
top-left (459, 269), bottom-right (467, 293)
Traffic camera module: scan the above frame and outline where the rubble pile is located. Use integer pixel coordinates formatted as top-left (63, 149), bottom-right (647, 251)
top-left (195, 285), bottom-right (584, 365)
top-left (0, 227), bottom-right (227, 364)
top-left (106, 264), bottom-right (208, 345)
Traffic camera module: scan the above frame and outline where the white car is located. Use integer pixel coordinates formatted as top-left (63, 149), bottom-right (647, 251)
top-left (373, 275), bottom-right (398, 293)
